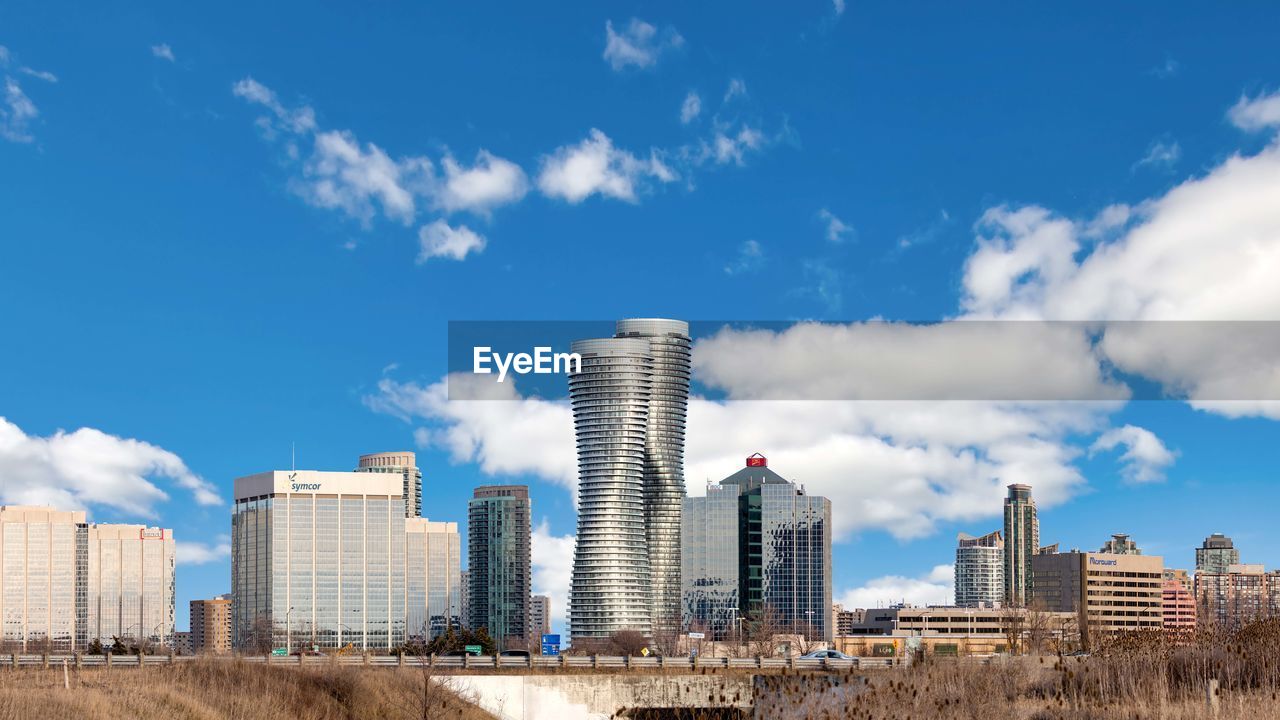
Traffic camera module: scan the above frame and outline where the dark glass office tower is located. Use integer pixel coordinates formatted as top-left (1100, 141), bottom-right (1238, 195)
top-left (467, 485), bottom-right (531, 650)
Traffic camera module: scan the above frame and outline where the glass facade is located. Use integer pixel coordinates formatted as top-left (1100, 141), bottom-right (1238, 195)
top-left (955, 531), bottom-right (1004, 608)
top-left (232, 471), bottom-right (406, 652)
top-left (681, 484), bottom-right (741, 640)
top-left (85, 525), bottom-right (176, 648)
top-left (683, 459), bottom-right (833, 642)
top-left (356, 452), bottom-right (423, 519)
top-left (468, 486), bottom-right (530, 649)
top-left (1003, 484), bottom-right (1039, 606)
top-left (405, 519), bottom-right (461, 641)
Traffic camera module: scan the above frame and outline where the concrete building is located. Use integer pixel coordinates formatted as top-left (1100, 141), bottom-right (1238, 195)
top-left (0, 506), bottom-right (86, 651)
top-left (190, 594), bottom-right (232, 654)
top-left (231, 470), bottom-right (406, 652)
top-left (1196, 534), bottom-right (1240, 576)
top-left (356, 451), bottom-right (423, 519)
top-left (1163, 577), bottom-right (1196, 636)
top-left (1194, 564), bottom-right (1280, 631)
top-left (1031, 551), bottom-right (1164, 647)
top-left (681, 455), bottom-right (832, 642)
top-left (172, 631), bottom-right (193, 655)
top-left (834, 605), bottom-right (1077, 657)
top-left (569, 319), bottom-right (690, 641)
top-left (405, 519), bottom-right (461, 641)
top-left (1164, 568), bottom-right (1192, 593)
top-left (84, 523), bottom-right (176, 649)
top-left (468, 486), bottom-right (531, 649)
top-left (955, 531), bottom-right (1004, 608)
top-left (1099, 533), bottom-right (1141, 555)
top-left (1003, 485), bottom-right (1039, 607)
top-left (530, 594), bottom-right (551, 641)
top-left (832, 604), bottom-right (863, 636)
top-left (460, 569), bottom-right (470, 630)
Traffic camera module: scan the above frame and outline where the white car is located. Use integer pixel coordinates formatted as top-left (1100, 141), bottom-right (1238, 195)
top-left (799, 649), bottom-right (855, 660)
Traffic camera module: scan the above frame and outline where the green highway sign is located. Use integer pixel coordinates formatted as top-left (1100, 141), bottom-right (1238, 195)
top-left (464, 645), bottom-right (482, 655)
top-left (271, 648), bottom-right (287, 656)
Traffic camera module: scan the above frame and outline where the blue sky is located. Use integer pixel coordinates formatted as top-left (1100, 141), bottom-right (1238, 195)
top-left (4, 2), bottom-right (1280, 633)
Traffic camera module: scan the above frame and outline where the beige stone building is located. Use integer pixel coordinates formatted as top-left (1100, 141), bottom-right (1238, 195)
top-left (1031, 551), bottom-right (1163, 647)
top-left (190, 595), bottom-right (232, 654)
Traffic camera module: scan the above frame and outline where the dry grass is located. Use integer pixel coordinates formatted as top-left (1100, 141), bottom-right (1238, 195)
top-left (0, 658), bottom-right (494, 720)
top-left (761, 619), bottom-right (1280, 719)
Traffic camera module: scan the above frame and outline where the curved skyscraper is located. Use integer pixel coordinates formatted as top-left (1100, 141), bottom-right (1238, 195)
top-left (568, 319), bottom-right (690, 641)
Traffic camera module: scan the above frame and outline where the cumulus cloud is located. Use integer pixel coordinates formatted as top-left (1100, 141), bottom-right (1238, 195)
top-left (232, 77), bottom-right (317, 135)
top-left (364, 375), bottom-right (576, 491)
top-left (532, 519), bottom-right (574, 626)
top-left (176, 538), bottom-right (231, 565)
top-left (960, 131), bottom-right (1280, 417)
top-left (151, 44), bottom-right (176, 63)
top-left (817, 208), bottom-right (853, 243)
top-left (1228, 90), bottom-right (1280, 132)
top-left (837, 565), bottom-right (954, 609)
top-left (436, 150), bottom-right (528, 214)
top-left (724, 240), bottom-right (764, 275)
top-left (537, 129), bottom-right (676, 203)
top-left (302, 129), bottom-right (431, 225)
top-left (603, 18), bottom-right (683, 71)
top-left (0, 417), bottom-right (221, 516)
top-left (680, 91), bottom-right (702, 124)
top-left (1090, 424), bottom-right (1176, 483)
top-left (416, 220), bottom-right (486, 263)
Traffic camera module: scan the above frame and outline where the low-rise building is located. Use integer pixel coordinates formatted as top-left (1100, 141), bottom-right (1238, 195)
top-left (833, 606), bottom-right (1077, 657)
top-left (190, 595), bottom-right (232, 654)
top-left (1194, 564), bottom-right (1280, 631)
top-left (1162, 578), bottom-right (1196, 636)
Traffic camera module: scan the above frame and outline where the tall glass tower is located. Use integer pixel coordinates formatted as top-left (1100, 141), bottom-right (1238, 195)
top-left (1002, 484), bottom-right (1039, 607)
top-left (568, 318), bottom-right (690, 641)
top-left (467, 485), bottom-right (531, 650)
top-left (954, 530), bottom-right (1004, 608)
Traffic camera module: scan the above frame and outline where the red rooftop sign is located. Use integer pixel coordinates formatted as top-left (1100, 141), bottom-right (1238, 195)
top-left (746, 453), bottom-right (767, 467)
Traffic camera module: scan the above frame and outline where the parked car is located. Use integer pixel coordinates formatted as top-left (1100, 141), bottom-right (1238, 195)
top-left (799, 649), bottom-right (855, 660)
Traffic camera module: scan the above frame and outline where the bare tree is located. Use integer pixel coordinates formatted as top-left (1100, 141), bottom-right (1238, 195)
top-left (390, 638), bottom-right (479, 720)
top-left (608, 630), bottom-right (649, 657)
top-left (1000, 605), bottom-right (1025, 655)
top-left (746, 605), bottom-right (785, 658)
top-left (241, 615), bottom-right (274, 656)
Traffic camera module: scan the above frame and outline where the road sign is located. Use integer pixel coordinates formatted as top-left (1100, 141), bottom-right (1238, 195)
top-left (687, 632), bottom-right (705, 640)
top-left (640, 647), bottom-right (650, 657)
top-left (541, 634), bottom-right (560, 656)
top-left (271, 648), bottom-right (287, 656)
top-left (464, 645), bottom-right (482, 655)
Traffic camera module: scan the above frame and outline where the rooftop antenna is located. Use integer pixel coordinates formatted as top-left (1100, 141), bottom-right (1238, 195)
top-left (291, 442), bottom-right (296, 472)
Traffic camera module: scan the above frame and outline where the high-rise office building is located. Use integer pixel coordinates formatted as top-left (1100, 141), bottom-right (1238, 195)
top-left (1031, 551), bottom-right (1164, 647)
top-left (0, 506), bottom-right (85, 651)
top-left (405, 519), bottom-right (461, 641)
top-left (681, 455), bottom-right (832, 641)
top-left (955, 531), bottom-right (1004, 608)
top-left (190, 594), bottom-right (232, 654)
top-left (1003, 484), bottom-right (1039, 607)
top-left (84, 523), bottom-right (176, 649)
top-left (1196, 533), bottom-right (1240, 575)
top-left (356, 452), bottom-right (423, 519)
top-left (569, 318), bottom-right (690, 641)
top-left (231, 471), bottom-right (406, 652)
top-left (0, 506), bottom-right (176, 652)
top-left (1195, 564), bottom-right (1280, 631)
top-left (468, 486), bottom-right (531, 649)
top-left (1099, 533), bottom-right (1141, 555)
top-left (530, 594), bottom-right (551, 641)
top-left (459, 569), bottom-right (470, 630)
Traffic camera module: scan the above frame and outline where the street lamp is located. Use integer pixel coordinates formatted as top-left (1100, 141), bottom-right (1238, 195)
top-left (285, 606), bottom-right (295, 655)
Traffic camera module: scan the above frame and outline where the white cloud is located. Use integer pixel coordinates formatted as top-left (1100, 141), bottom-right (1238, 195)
top-left (1090, 424), bottom-right (1176, 483)
top-left (817, 208), bottom-right (853, 243)
top-left (837, 565), bottom-right (954, 609)
top-left (680, 91), bottom-right (702, 125)
top-left (151, 44), bottom-right (176, 63)
top-left (301, 129), bottom-right (431, 225)
top-left (537, 129), bottom-right (676, 203)
top-left (176, 538), bottom-right (231, 565)
top-left (1228, 90), bottom-right (1280, 132)
top-left (232, 77), bottom-right (317, 135)
top-left (364, 375), bottom-right (576, 491)
top-left (532, 520), bottom-right (574, 626)
top-left (723, 78), bottom-right (748, 103)
top-left (724, 239), bottom-right (764, 275)
top-left (960, 132), bottom-right (1280, 417)
top-left (1133, 139), bottom-right (1181, 171)
top-left (416, 220), bottom-right (486, 262)
top-left (0, 417), bottom-right (221, 516)
top-left (832, 0), bottom-right (847, 15)
top-left (603, 18), bottom-right (683, 71)
top-left (436, 150), bottom-right (528, 214)
top-left (19, 67), bottom-right (57, 83)
top-left (1, 76), bottom-right (37, 143)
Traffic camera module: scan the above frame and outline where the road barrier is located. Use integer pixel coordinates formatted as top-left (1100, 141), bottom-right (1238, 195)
top-left (1, 653), bottom-right (903, 671)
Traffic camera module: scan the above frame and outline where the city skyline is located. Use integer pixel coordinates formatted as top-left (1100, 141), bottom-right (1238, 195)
top-left (5, 2), bottom-right (1280, 639)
